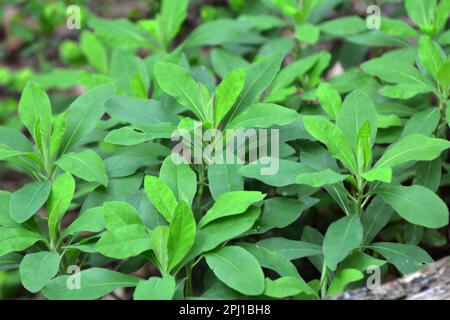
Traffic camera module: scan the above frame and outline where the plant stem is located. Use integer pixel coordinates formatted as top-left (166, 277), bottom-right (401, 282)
top-left (319, 262), bottom-right (328, 299)
top-left (196, 164), bottom-right (206, 214)
top-left (185, 264), bottom-right (193, 297)
top-left (434, 97), bottom-right (448, 138)
top-left (354, 177), bottom-right (365, 216)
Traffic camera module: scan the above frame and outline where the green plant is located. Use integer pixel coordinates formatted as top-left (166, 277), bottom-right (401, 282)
top-left (0, 0), bottom-right (449, 301)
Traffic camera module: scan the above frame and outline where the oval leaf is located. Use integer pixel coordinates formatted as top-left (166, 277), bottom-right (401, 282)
top-left (205, 246), bottom-right (264, 296)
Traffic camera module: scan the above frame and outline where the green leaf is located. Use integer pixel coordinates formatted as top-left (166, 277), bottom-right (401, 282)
top-left (0, 227), bottom-right (44, 256)
top-left (48, 173), bottom-right (75, 243)
top-left (361, 196), bottom-right (393, 245)
top-left (18, 81), bottom-right (52, 143)
top-left (437, 61), bottom-right (450, 91)
top-left (447, 102), bottom-right (450, 125)
top-left (319, 16), bottom-right (366, 36)
top-left (49, 114), bottom-right (66, 158)
top-left (109, 49), bottom-right (149, 95)
top-left (299, 140), bottom-right (339, 171)
top-left (151, 226), bottom-right (170, 274)
top-left (369, 242), bottom-right (433, 274)
top-left (207, 163), bottom-right (243, 200)
top-left (80, 31), bottom-right (108, 73)
top-left (377, 184), bottom-right (448, 228)
top-left (105, 154), bottom-right (159, 179)
top-left (0, 191), bottom-right (19, 228)
top-left (198, 82), bottom-right (213, 123)
top-left (361, 57), bottom-right (433, 89)
top-left (42, 267), bottom-right (140, 300)
top-left (154, 62), bottom-right (206, 121)
top-left (423, 229), bottom-right (447, 247)
top-left (381, 83), bottom-right (433, 100)
top-left (89, 17), bottom-right (151, 50)
top-left (405, 0), bottom-right (436, 26)
top-left (181, 19), bottom-right (253, 49)
top-left (20, 252), bottom-right (60, 293)
top-left (377, 114), bottom-right (403, 129)
top-left (316, 82), bottom-right (341, 120)
top-left (96, 224), bottom-right (152, 259)
top-left (10, 181), bottom-right (51, 223)
top-left (380, 17), bottom-right (418, 37)
top-left (323, 215), bottom-right (363, 271)
top-left (326, 268), bottom-right (364, 297)
top-left (264, 277), bottom-right (315, 298)
top-left (303, 116), bottom-right (358, 174)
top-left (0, 253), bottom-right (22, 271)
top-left (81, 173), bottom-right (143, 211)
top-left (159, 155), bottom-right (197, 206)
top-left (0, 123), bottom-right (34, 156)
top-left (361, 167), bottom-right (392, 183)
top-left (401, 108), bottom-right (440, 138)
top-left (355, 121), bottom-right (372, 172)
top-left (416, 158), bottom-right (442, 192)
top-left (201, 281), bottom-right (240, 300)
top-left (419, 35), bottom-right (444, 78)
top-left (59, 83), bottom-right (115, 155)
top-left (336, 90), bottom-right (377, 146)
top-left (325, 184), bottom-right (352, 216)
top-left (225, 52), bottom-right (285, 123)
top-left (305, 51), bottom-right (331, 87)
top-left (144, 175), bottom-right (178, 222)
top-left (215, 68), bottom-right (246, 126)
top-left (227, 103), bottom-right (299, 129)
top-left (63, 207), bottom-right (105, 236)
top-left (205, 246), bottom-right (264, 296)
top-left (256, 197), bottom-right (313, 233)
top-left (158, 0), bottom-right (188, 45)
top-left (238, 243), bottom-right (299, 278)
top-left (105, 96), bottom-right (178, 125)
top-left (102, 201), bottom-right (142, 230)
top-left (339, 252), bottom-right (386, 271)
top-left (187, 207), bottom-right (260, 259)
top-left (56, 150), bottom-right (109, 187)
top-left (269, 53), bottom-right (319, 95)
top-left (439, 30), bottom-right (450, 45)
top-left (374, 134), bottom-right (450, 169)
top-left (33, 69), bottom-right (112, 90)
top-left (295, 23), bottom-right (320, 45)
top-left (211, 48), bottom-right (249, 79)
top-left (167, 201), bottom-right (196, 271)
top-left (198, 191), bottom-right (265, 228)
top-left (435, 0), bottom-right (450, 32)
top-left (105, 123), bottom-right (175, 146)
top-left (257, 237), bottom-right (322, 260)
top-left (134, 276), bottom-right (176, 300)
top-left (301, 226), bottom-right (324, 272)
top-left (239, 158), bottom-right (314, 187)
top-left (0, 144), bottom-right (30, 161)
top-left (404, 224), bottom-right (424, 245)
top-left (296, 169), bottom-right (348, 187)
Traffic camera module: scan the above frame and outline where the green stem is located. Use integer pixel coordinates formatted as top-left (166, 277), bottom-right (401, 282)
top-left (319, 262), bottom-right (328, 299)
top-left (192, 256), bottom-right (203, 269)
top-left (196, 164), bottom-right (206, 214)
top-left (185, 264), bottom-right (193, 297)
top-left (353, 177), bottom-right (365, 216)
top-left (434, 97), bottom-right (448, 138)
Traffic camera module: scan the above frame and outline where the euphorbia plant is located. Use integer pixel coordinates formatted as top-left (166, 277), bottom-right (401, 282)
top-left (1, 0), bottom-right (449, 302)
top-left (0, 81), bottom-right (115, 295)
top-left (239, 89), bottom-right (449, 297)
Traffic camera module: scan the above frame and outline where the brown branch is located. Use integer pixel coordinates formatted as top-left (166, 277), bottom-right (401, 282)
top-left (330, 256), bottom-right (450, 300)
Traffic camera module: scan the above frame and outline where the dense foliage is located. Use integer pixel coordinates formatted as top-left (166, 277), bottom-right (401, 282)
top-left (0, 0), bottom-right (449, 300)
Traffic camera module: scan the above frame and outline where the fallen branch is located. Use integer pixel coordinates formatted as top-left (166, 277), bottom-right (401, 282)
top-left (331, 256), bottom-right (450, 300)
